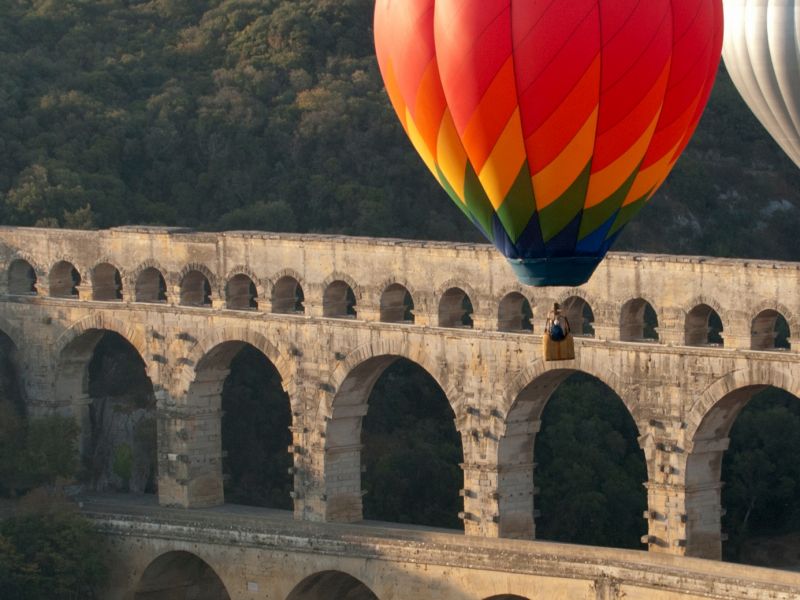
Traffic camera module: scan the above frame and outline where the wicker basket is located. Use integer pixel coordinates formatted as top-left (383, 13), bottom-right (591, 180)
top-left (542, 333), bottom-right (575, 361)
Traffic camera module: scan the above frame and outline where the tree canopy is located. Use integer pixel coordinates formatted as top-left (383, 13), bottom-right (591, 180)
top-left (0, 1), bottom-right (798, 259)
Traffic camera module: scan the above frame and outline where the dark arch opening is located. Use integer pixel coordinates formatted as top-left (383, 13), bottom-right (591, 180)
top-left (561, 296), bottom-right (595, 337)
top-left (484, 596), bottom-right (530, 600)
top-left (86, 332), bottom-right (157, 493)
top-left (49, 261), bottom-right (80, 298)
top-left (498, 293), bottom-right (532, 332)
top-left (135, 268), bottom-right (167, 303)
top-left (0, 330), bottom-right (26, 496)
top-left (135, 551), bottom-right (230, 600)
top-left (8, 259), bottom-right (37, 295)
top-left (362, 358), bottom-right (462, 529)
top-left (92, 263), bottom-right (123, 301)
top-left (225, 274), bottom-right (257, 310)
top-left (499, 371), bottom-right (646, 547)
top-left (210, 343), bottom-right (292, 508)
top-left (180, 270), bottom-right (212, 307)
top-left (688, 386), bottom-right (800, 566)
top-left (324, 280), bottom-right (357, 318)
top-left (751, 310), bottom-right (791, 351)
top-left (286, 570), bottom-right (377, 600)
top-left (685, 304), bottom-right (724, 347)
top-left (272, 276), bottom-right (304, 314)
top-left (380, 283), bottom-right (414, 324)
top-left (620, 298), bottom-right (658, 342)
top-left (439, 287), bottom-right (473, 328)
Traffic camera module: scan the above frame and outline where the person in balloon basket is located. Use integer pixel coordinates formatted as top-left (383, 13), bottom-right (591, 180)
top-left (543, 303), bottom-right (575, 361)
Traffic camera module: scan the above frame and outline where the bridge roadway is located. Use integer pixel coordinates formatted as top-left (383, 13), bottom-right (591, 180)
top-left (1, 226), bottom-right (800, 562)
top-left (86, 493), bottom-right (800, 600)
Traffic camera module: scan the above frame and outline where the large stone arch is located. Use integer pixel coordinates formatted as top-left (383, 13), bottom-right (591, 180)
top-left (175, 328), bottom-right (293, 399)
top-left (685, 361), bottom-right (800, 441)
top-left (134, 550), bottom-right (231, 600)
top-left (494, 358), bottom-right (640, 540)
top-left (286, 570), bottom-right (378, 600)
top-left (0, 314), bottom-right (24, 355)
top-left (317, 338), bottom-right (458, 524)
top-left (53, 315), bottom-right (155, 485)
top-left (166, 329), bottom-right (295, 509)
top-left (54, 314), bottom-right (149, 377)
top-left (682, 361), bottom-right (800, 559)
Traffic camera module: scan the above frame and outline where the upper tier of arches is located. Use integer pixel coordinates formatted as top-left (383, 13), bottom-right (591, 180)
top-left (5, 255), bottom-right (794, 351)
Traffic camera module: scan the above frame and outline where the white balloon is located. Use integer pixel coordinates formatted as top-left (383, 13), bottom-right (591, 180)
top-left (723, 0), bottom-right (800, 166)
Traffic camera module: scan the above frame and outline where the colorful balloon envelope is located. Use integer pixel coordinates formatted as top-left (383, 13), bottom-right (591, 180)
top-left (722, 0), bottom-right (800, 168)
top-left (374, 0), bottom-right (724, 286)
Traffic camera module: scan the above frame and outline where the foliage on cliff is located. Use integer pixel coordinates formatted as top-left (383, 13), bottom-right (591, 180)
top-left (1, 0), bottom-right (799, 259)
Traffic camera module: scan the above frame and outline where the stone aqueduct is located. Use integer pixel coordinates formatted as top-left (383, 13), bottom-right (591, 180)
top-left (2, 225), bottom-right (800, 567)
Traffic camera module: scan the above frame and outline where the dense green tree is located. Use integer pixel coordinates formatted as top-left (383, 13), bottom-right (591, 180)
top-left (220, 345), bottom-right (292, 509)
top-left (534, 374), bottom-right (648, 549)
top-left (0, 511), bottom-right (108, 599)
top-left (362, 359), bottom-right (462, 529)
top-left (723, 388), bottom-right (800, 561)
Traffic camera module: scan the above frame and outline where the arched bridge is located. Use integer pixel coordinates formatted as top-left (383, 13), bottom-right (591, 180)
top-left (1, 225), bottom-right (800, 565)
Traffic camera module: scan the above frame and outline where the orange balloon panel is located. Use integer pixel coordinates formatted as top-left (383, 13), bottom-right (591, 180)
top-left (374, 0), bottom-right (723, 286)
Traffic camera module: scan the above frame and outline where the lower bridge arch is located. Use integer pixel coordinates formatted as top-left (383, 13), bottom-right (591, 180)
top-left (134, 551), bottom-right (230, 600)
top-left (321, 342), bottom-right (462, 527)
top-left (496, 364), bottom-right (645, 547)
top-left (286, 570), bottom-right (378, 600)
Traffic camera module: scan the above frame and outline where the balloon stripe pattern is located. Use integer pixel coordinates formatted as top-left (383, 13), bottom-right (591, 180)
top-left (722, 0), bottom-right (800, 168)
top-left (375, 0), bottom-right (722, 283)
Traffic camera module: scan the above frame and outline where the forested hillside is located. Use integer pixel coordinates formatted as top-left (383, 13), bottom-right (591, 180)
top-left (1, 0), bottom-right (800, 259)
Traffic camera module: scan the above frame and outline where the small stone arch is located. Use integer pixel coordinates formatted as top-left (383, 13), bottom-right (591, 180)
top-left (438, 284), bottom-right (475, 329)
top-left (322, 271), bottom-right (362, 302)
top-left (90, 261), bottom-right (123, 301)
top-left (483, 596), bottom-right (531, 600)
top-left (749, 303), bottom-right (794, 351)
top-left (323, 278), bottom-right (358, 319)
top-left (130, 260), bottom-right (168, 303)
top-left (135, 551), bottom-right (230, 600)
top-left (435, 278), bottom-right (478, 304)
top-left (749, 300), bottom-right (799, 338)
top-left (225, 273), bottom-right (258, 310)
top-left (179, 265), bottom-right (214, 307)
top-left (48, 259), bottom-right (82, 298)
top-left (177, 263), bottom-right (217, 290)
top-left (685, 302), bottom-right (724, 347)
top-left (379, 282), bottom-right (415, 323)
top-left (497, 292), bottom-right (533, 332)
top-left (286, 570), bottom-right (378, 600)
top-left (7, 258), bottom-right (38, 295)
top-left (269, 270), bottom-right (306, 314)
top-left (558, 294), bottom-right (596, 337)
top-left (619, 297), bottom-right (660, 342)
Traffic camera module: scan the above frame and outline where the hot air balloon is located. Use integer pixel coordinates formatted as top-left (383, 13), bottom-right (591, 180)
top-left (374, 0), bottom-right (724, 286)
top-left (722, 0), bottom-right (800, 168)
